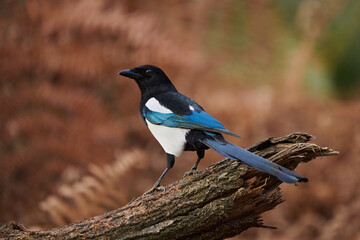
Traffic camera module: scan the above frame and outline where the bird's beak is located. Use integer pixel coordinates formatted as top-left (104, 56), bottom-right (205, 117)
top-left (118, 69), bottom-right (142, 80)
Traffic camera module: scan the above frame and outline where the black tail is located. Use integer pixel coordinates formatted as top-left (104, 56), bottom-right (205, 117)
top-left (201, 138), bottom-right (308, 183)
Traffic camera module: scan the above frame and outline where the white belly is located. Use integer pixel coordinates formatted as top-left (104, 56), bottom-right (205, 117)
top-left (146, 119), bottom-right (189, 157)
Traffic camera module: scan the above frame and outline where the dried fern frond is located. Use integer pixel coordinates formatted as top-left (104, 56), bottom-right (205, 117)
top-left (39, 149), bottom-right (147, 226)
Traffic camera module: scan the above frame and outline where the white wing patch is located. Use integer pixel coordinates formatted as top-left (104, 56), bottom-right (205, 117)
top-left (146, 119), bottom-right (189, 157)
top-left (189, 105), bottom-right (195, 111)
top-left (145, 97), bottom-right (172, 114)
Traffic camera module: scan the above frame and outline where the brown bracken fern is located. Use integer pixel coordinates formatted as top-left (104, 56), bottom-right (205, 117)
top-left (39, 149), bottom-right (146, 226)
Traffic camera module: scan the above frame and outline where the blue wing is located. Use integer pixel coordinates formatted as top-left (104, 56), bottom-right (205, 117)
top-left (143, 106), bottom-right (241, 138)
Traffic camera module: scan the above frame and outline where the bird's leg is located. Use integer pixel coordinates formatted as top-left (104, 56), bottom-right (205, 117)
top-left (145, 154), bottom-right (175, 195)
top-left (184, 149), bottom-right (205, 177)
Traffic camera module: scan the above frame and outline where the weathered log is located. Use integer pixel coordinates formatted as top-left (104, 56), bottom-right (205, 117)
top-left (0, 133), bottom-right (338, 240)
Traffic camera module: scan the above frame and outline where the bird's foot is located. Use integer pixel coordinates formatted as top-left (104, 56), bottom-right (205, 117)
top-left (183, 169), bottom-right (199, 177)
top-left (144, 185), bottom-right (166, 195)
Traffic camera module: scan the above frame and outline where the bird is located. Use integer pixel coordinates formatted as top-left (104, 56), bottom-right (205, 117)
top-left (119, 65), bottom-right (308, 191)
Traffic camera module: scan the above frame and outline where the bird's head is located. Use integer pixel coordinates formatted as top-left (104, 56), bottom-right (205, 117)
top-left (119, 65), bottom-right (176, 95)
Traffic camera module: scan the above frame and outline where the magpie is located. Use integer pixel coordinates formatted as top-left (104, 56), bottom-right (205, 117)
top-left (119, 65), bottom-right (308, 191)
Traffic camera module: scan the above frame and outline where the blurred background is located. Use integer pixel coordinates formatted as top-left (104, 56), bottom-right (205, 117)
top-left (0, 0), bottom-right (359, 239)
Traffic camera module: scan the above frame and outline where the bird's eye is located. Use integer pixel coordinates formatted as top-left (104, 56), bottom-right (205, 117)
top-left (145, 69), bottom-right (152, 77)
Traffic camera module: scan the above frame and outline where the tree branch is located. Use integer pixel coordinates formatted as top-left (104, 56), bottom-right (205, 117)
top-left (0, 133), bottom-right (338, 240)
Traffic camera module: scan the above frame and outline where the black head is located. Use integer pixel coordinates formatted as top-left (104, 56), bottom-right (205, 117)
top-left (119, 65), bottom-right (177, 96)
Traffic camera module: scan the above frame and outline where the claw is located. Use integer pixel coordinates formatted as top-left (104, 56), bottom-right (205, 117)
top-left (184, 169), bottom-right (199, 177)
top-left (144, 185), bottom-right (166, 195)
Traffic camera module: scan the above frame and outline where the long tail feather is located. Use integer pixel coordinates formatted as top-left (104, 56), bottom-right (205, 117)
top-left (201, 138), bottom-right (308, 183)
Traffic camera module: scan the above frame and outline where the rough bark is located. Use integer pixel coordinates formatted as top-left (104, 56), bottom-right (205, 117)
top-left (0, 133), bottom-right (338, 240)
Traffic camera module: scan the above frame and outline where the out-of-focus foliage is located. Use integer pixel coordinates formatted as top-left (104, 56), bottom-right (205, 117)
top-left (318, 0), bottom-right (360, 98)
top-left (0, 1), bottom-right (359, 239)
